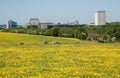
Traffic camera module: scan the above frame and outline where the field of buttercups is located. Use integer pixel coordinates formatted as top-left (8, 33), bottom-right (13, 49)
top-left (0, 32), bottom-right (120, 78)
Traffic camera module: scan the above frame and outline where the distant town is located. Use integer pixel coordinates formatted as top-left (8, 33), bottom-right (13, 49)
top-left (0, 10), bottom-right (106, 30)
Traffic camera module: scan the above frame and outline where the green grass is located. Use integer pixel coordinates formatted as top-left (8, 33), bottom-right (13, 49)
top-left (0, 32), bottom-right (120, 78)
top-left (0, 32), bottom-right (83, 45)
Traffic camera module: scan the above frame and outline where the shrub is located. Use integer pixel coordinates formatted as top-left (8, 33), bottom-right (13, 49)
top-left (111, 37), bottom-right (116, 42)
top-left (43, 41), bottom-right (48, 44)
top-left (97, 38), bottom-right (111, 43)
top-left (97, 38), bottom-right (105, 43)
top-left (20, 42), bottom-right (24, 45)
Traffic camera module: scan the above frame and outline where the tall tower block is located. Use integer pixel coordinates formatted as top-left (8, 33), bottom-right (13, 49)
top-left (95, 10), bottom-right (106, 25)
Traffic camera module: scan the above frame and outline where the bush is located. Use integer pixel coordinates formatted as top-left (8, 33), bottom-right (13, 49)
top-left (20, 42), bottom-right (24, 45)
top-left (43, 41), bottom-right (48, 44)
top-left (110, 37), bottom-right (116, 42)
top-left (97, 38), bottom-right (104, 43)
top-left (97, 38), bottom-right (111, 43)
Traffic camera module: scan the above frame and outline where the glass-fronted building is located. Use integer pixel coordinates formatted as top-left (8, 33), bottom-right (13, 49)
top-left (7, 20), bottom-right (17, 29)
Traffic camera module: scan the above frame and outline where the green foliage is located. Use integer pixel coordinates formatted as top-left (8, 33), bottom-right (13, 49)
top-left (62, 34), bottom-right (72, 38)
top-left (86, 25), bottom-right (120, 42)
top-left (71, 26), bottom-right (87, 40)
top-left (51, 27), bottom-right (60, 37)
top-left (43, 40), bottom-right (48, 44)
top-left (58, 27), bottom-right (72, 37)
top-left (0, 22), bottom-right (120, 42)
top-left (44, 27), bottom-right (60, 37)
top-left (27, 25), bottom-right (38, 29)
top-left (20, 42), bottom-right (24, 45)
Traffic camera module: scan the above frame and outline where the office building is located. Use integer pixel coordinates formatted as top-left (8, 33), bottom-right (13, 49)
top-left (29, 18), bottom-right (40, 26)
top-left (95, 10), bottom-right (106, 25)
top-left (40, 22), bottom-right (53, 30)
top-left (7, 20), bottom-right (17, 29)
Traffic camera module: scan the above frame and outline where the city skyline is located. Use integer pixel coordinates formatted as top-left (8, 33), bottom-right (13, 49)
top-left (0, 0), bottom-right (120, 25)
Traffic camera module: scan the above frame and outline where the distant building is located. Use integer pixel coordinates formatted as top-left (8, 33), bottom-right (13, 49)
top-left (29, 18), bottom-right (40, 27)
top-left (7, 20), bottom-right (17, 29)
top-left (0, 24), bottom-right (6, 28)
top-left (95, 10), bottom-right (106, 25)
top-left (40, 22), bottom-right (54, 30)
top-left (67, 20), bottom-right (79, 25)
top-left (40, 21), bottom-right (80, 30)
top-left (26, 18), bottom-right (41, 28)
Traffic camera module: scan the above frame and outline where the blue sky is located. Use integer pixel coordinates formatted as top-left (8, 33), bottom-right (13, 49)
top-left (0, 0), bottom-right (120, 25)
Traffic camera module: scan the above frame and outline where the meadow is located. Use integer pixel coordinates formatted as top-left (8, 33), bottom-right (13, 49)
top-left (0, 32), bottom-right (120, 78)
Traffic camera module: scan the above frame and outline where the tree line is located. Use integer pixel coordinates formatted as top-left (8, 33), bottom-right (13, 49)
top-left (0, 22), bottom-right (120, 43)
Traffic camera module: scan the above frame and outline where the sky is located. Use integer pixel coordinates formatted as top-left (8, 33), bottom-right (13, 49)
top-left (0, 0), bottom-right (120, 25)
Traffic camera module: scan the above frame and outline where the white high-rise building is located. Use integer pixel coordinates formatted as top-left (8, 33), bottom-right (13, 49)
top-left (95, 10), bottom-right (106, 25)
